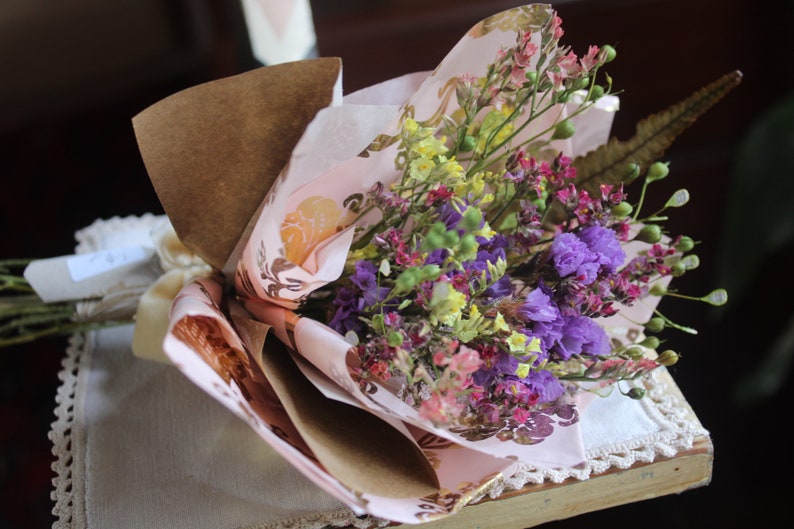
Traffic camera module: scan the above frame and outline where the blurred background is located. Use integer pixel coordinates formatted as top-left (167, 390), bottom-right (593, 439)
top-left (1, 0), bottom-right (792, 527)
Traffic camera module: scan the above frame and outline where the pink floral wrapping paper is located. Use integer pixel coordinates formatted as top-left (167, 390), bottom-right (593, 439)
top-left (140, 3), bottom-right (664, 524)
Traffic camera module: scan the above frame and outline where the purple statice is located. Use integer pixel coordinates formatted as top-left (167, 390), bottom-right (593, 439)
top-left (549, 225), bottom-right (625, 287)
top-left (437, 202), bottom-right (463, 230)
top-left (328, 260), bottom-right (391, 335)
top-left (328, 286), bottom-right (364, 335)
top-left (520, 369), bottom-right (565, 403)
top-left (517, 286), bottom-right (559, 323)
top-left (465, 234), bottom-right (513, 299)
top-left (516, 286), bottom-right (564, 357)
top-left (471, 348), bottom-right (517, 389)
top-left (350, 260), bottom-right (389, 307)
top-left (553, 314), bottom-right (610, 359)
top-left (549, 232), bottom-right (601, 285)
top-left (577, 225), bottom-right (625, 273)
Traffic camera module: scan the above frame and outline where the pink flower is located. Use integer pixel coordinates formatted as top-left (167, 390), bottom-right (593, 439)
top-left (513, 407), bottom-right (531, 424)
top-left (418, 393), bottom-right (465, 426)
top-left (550, 14), bottom-right (564, 40)
top-left (580, 45), bottom-right (601, 71)
top-left (558, 50), bottom-right (582, 77)
top-left (433, 350), bottom-right (450, 367)
top-left (448, 345), bottom-right (483, 377)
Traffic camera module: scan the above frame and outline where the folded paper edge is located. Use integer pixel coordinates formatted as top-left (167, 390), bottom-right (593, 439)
top-left (131, 57), bottom-right (343, 270)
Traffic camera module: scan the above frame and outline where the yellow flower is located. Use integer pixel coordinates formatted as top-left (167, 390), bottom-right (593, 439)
top-left (348, 244), bottom-right (379, 263)
top-left (438, 156), bottom-right (464, 177)
top-left (413, 135), bottom-right (448, 158)
top-left (429, 282), bottom-right (467, 326)
top-left (515, 362), bottom-right (530, 379)
top-left (455, 171), bottom-right (487, 199)
top-left (527, 336), bottom-right (542, 354)
top-left (507, 330), bottom-right (528, 353)
top-left (492, 312), bottom-right (509, 333)
top-left (409, 157), bottom-right (435, 181)
top-left (403, 117), bottom-right (419, 136)
top-left (475, 220), bottom-right (497, 240)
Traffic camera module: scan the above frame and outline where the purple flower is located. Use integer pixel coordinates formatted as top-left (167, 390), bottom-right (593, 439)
top-left (437, 203), bottom-right (463, 230)
top-left (549, 232), bottom-right (600, 284)
top-left (465, 240), bottom-right (512, 299)
top-left (577, 225), bottom-right (625, 273)
top-left (554, 315), bottom-right (610, 359)
top-left (518, 287), bottom-right (559, 323)
top-left (472, 351), bottom-right (517, 388)
top-left (350, 260), bottom-right (389, 307)
top-left (522, 369), bottom-right (565, 403)
top-left (328, 286), bottom-right (365, 334)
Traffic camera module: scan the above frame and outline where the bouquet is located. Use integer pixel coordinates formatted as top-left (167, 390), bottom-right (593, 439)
top-left (4, 3), bottom-right (739, 524)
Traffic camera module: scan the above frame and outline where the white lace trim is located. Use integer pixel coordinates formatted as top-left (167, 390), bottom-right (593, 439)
top-left (48, 215), bottom-right (709, 529)
top-left (49, 214), bottom-right (164, 528)
top-left (50, 333), bottom-right (86, 529)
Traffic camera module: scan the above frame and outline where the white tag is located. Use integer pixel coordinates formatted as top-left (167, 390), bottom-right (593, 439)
top-left (66, 246), bottom-right (150, 282)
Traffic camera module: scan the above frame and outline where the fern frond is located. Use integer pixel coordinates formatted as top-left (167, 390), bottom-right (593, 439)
top-left (573, 70), bottom-right (743, 195)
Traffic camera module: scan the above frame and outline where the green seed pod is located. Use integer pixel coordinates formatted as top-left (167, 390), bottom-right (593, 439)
top-left (460, 135), bottom-right (476, 152)
top-left (371, 313), bottom-right (385, 333)
top-left (459, 233), bottom-right (478, 256)
top-left (626, 387), bottom-right (646, 399)
top-left (649, 283), bottom-right (667, 297)
top-left (640, 336), bottom-right (660, 349)
top-left (676, 236), bottom-right (695, 253)
top-left (624, 163), bottom-right (641, 184)
top-left (646, 161), bottom-right (670, 183)
top-left (395, 269), bottom-right (418, 292)
top-left (635, 224), bottom-right (662, 243)
top-left (601, 44), bottom-right (617, 63)
top-left (423, 232), bottom-right (444, 250)
top-left (625, 347), bottom-right (645, 360)
top-left (420, 264), bottom-right (441, 281)
top-left (387, 331), bottom-right (404, 347)
top-left (551, 120), bottom-right (576, 140)
top-left (461, 207), bottom-right (483, 231)
top-left (671, 261), bottom-right (687, 277)
top-left (644, 317), bottom-right (666, 333)
top-left (656, 350), bottom-right (680, 366)
top-left (442, 230), bottom-right (460, 247)
top-left (589, 84), bottom-right (605, 101)
top-left (611, 201), bottom-right (633, 218)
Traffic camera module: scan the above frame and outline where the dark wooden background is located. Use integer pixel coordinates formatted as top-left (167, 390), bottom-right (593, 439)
top-left (1, 0), bottom-right (792, 527)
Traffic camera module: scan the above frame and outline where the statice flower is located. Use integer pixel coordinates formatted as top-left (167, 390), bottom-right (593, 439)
top-left (554, 315), bottom-right (610, 359)
top-left (550, 232), bottom-right (601, 285)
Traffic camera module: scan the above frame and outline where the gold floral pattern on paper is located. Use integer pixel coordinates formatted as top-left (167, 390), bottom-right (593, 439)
top-left (281, 196), bottom-right (355, 265)
top-left (470, 4), bottom-right (550, 38)
top-left (413, 471), bottom-right (502, 521)
top-left (172, 316), bottom-right (252, 400)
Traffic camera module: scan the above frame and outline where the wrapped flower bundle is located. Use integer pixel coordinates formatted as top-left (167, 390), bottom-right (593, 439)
top-left (4, 2), bottom-right (739, 525)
